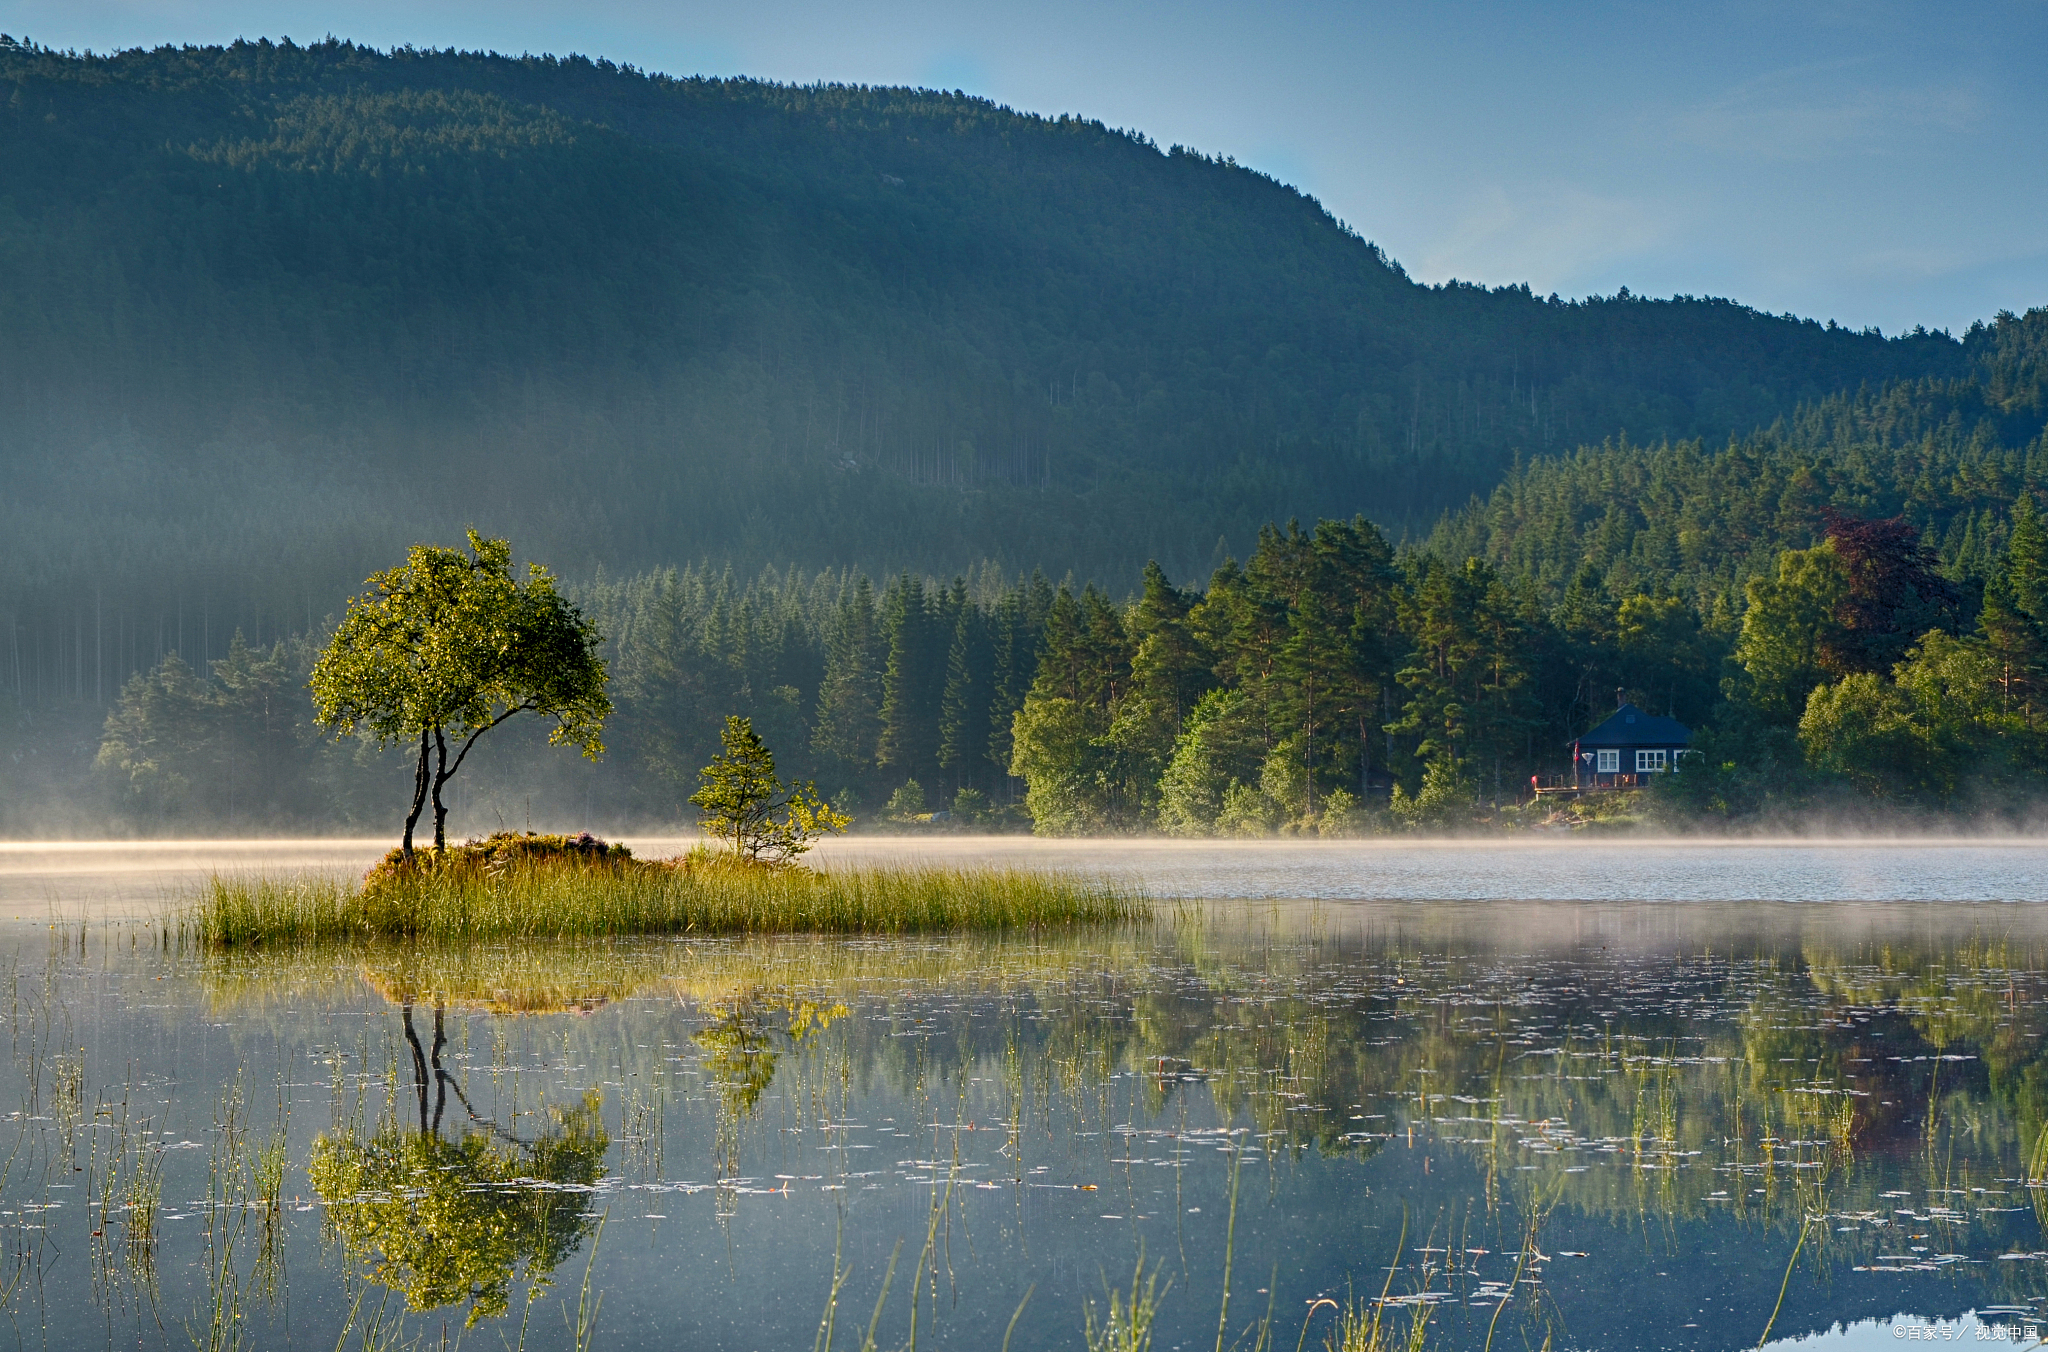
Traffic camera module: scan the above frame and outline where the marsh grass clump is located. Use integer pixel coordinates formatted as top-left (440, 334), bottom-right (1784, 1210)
top-left (1085, 1258), bottom-right (1168, 1352)
top-left (188, 847), bottom-right (1146, 947)
top-left (365, 831), bottom-right (638, 883)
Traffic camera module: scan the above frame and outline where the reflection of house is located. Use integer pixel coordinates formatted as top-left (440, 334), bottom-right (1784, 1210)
top-left (1571, 702), bottom-right (1690, 789)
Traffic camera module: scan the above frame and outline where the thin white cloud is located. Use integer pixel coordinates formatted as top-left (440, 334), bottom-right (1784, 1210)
top-left (1672, 64), bottom-right (1985, 161)
top-left (1836, 238), bottom-right (2048, 285)
top-left (1414, 184), bottom-right (1672, 292)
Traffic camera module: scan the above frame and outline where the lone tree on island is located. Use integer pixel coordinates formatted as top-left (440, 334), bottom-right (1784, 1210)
top-left (311, 531), bottom-right (610, 859)
top-left (690, 716), bottom-right (849, 864)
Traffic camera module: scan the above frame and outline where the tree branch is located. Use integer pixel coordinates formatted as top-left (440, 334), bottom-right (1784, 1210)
top-left (445, 698), bottom-right (541, 783)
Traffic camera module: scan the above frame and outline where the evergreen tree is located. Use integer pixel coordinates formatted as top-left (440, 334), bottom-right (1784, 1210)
top-left (812, 577), bottom-right (882, 776)
top-left (689, 715), bottom-right (847, 863)
top-left (876, 575), bottom-right (941, 786)
top-left (1614, 593), bottom-right (1718, 722)
top-left (1273, 592), bottom-right (1352, 820)
top-left (1389, 554), bottom-right (1485, 769)
top-left (1979, 493), bottom-right (2048, 722)
top-left (1127, 561), bottom-right (1213, 738)
top-left (1029, 587), bottom-right (1087, 704)
top-left (937, 603), bottom-right (993, 793)
top-left (1310, 517), bottom-right (1403, 797)
top-left (984, 588), bottom-right (1034, 796)
top-left (1552, 563), bottom-right (1619, 734)
top-left (602, 567), bottom-right (725, 812)
top-left (98, 652), bottom-right (227, 820)
top-left (209, 631), bottom-right (313, 825)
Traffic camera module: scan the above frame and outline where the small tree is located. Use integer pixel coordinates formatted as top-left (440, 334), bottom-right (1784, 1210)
top-left (884, 779), bottom-right (927, 820)
top-left (690, 716), bottom-right (849, 864)
top-left (1389, 755), bottom-right (1477, 831)
top-left (311, 532), bottom-right (610, 859)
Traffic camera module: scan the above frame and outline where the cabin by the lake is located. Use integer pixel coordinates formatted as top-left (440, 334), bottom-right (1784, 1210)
top-left (1570, 702), bottom-right (1691, 789)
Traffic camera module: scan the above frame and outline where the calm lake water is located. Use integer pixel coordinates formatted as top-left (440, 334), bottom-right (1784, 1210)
top-left (3, 840), bottom-right (2048, 1351)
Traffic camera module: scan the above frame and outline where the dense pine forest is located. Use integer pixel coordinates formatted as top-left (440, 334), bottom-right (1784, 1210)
top-left (44, 307), bottom-right (2048, 835)
top-left (1430, 306), bottom-right (2048, 605)
top-left (2, 36), bottom-right (2044, 834)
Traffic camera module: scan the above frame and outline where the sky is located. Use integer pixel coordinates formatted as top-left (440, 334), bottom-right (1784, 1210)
top-left (4, 0), bottom-right (2043, 336)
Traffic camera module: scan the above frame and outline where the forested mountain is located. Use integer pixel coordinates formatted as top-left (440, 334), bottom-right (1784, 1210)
top-left (1429, 307), bottom-right (2048, 610)
top-left (0, 34), bottom-right (1974, 721)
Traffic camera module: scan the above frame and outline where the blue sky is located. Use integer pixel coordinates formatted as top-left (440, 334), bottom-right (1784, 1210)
top-left (6, 0), bottom-right (2043, 335)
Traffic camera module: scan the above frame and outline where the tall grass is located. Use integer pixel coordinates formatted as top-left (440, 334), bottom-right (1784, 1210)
top-left (186, 861), bottom-right (1147, 947)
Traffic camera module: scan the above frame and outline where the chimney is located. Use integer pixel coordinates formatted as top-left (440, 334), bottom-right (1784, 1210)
top-left (1616, 687), bottom-right (1625, 710)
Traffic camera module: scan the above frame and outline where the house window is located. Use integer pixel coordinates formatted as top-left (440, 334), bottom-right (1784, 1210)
top-left (1636, 749), bottom-right (1668, 773)
top-left (1596, 750), bottom-right (1620, 773)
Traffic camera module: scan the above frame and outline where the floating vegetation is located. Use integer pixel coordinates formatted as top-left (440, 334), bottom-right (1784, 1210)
top-left (184, 855), bottom-right (1147, 946)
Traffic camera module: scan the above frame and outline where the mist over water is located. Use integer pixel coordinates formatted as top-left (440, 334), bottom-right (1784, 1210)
top-left (6, 837), bottom-right (2047, 918)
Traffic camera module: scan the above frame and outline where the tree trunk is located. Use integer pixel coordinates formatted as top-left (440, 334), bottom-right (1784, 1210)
top-left (401, 1004), bottom-right (430, 1137)
top-left (1359, 712), bottom-right (1371, 796)
top-left (402, 729), bottom-right (431, 861)
top-left (430, 1005), bottom-right (448, 1136)
top-left (431, 726), bottom-right (452, 854)
top-left (1304, 693), bottom-right (1316, 820)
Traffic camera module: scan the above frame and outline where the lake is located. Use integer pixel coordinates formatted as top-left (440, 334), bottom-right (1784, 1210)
top-left (3, 839), bottom-right (2047, 1351)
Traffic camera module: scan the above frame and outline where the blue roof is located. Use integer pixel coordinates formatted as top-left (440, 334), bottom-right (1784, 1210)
top-left (1575, 703), bottom-right (1690, 748)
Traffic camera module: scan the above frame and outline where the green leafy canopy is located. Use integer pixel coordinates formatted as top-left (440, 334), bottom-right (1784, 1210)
top-left (311, 531), bottom-right (608, 752)
top-left (310, 530), bottom-right (610, 852)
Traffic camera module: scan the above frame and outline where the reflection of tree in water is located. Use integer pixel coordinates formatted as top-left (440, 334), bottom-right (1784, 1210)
top-left (695, 1004), bottom-right (779, 1118)
top-left (308, 1004), bottom-right (609, 1327)
top-left (695, 995), bottom-right (842, 1209)
top-left (695, 995), bottom-right (845, 1116)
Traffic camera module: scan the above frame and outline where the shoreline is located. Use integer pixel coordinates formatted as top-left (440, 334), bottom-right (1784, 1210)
top-left (5, 830), bottom-right (2048, 855)
top-left (4, 835), bottom-right (2048, 921)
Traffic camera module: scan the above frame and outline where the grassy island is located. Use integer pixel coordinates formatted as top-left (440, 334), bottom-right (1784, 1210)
top-left (186, 832), bottom-right (1145, 947)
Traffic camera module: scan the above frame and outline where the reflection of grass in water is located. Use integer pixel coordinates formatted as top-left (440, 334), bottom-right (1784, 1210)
top-left (198, 940), bottom-right (674, 1017)
top-left (122, 1137), bottom-right (163, 1282)
top-left (196, 929), bottom-right (1166, 1018)
top-left (193, 1077), bottom-right (258, 1352)
top-left (565, 1213), bottom-right (607, 1352)
top-left (186, 861), bottom-right (1146, 946)
top-left (82, 1066), bottom-right (167, 1302)
top-left (1325, 1293), bottom-right (1431, 1352)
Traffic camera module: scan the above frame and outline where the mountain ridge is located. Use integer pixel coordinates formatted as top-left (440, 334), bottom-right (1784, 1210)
top-left (0, 35), bottom-right (1998, 702)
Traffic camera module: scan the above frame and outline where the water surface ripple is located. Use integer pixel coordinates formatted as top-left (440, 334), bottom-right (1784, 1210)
top-left (0, 846), bottom-right (2044, 1350)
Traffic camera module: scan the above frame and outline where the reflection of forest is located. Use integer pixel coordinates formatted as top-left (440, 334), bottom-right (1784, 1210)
top-left (212, 927), bottom-right (2048, 1177)
top-left (633, 928), bottom-right (2048, 1294)
top-left (216, 923), bottom-right (2048, 1323)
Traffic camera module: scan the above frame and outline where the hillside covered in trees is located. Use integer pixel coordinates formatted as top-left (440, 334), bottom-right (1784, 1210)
top-left (0, 34), bottom-right (1977, 720)
top-left (52, 310), bottom-right (2048, 838)
top-left (1429, 307), bottom-right (2048, 611)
